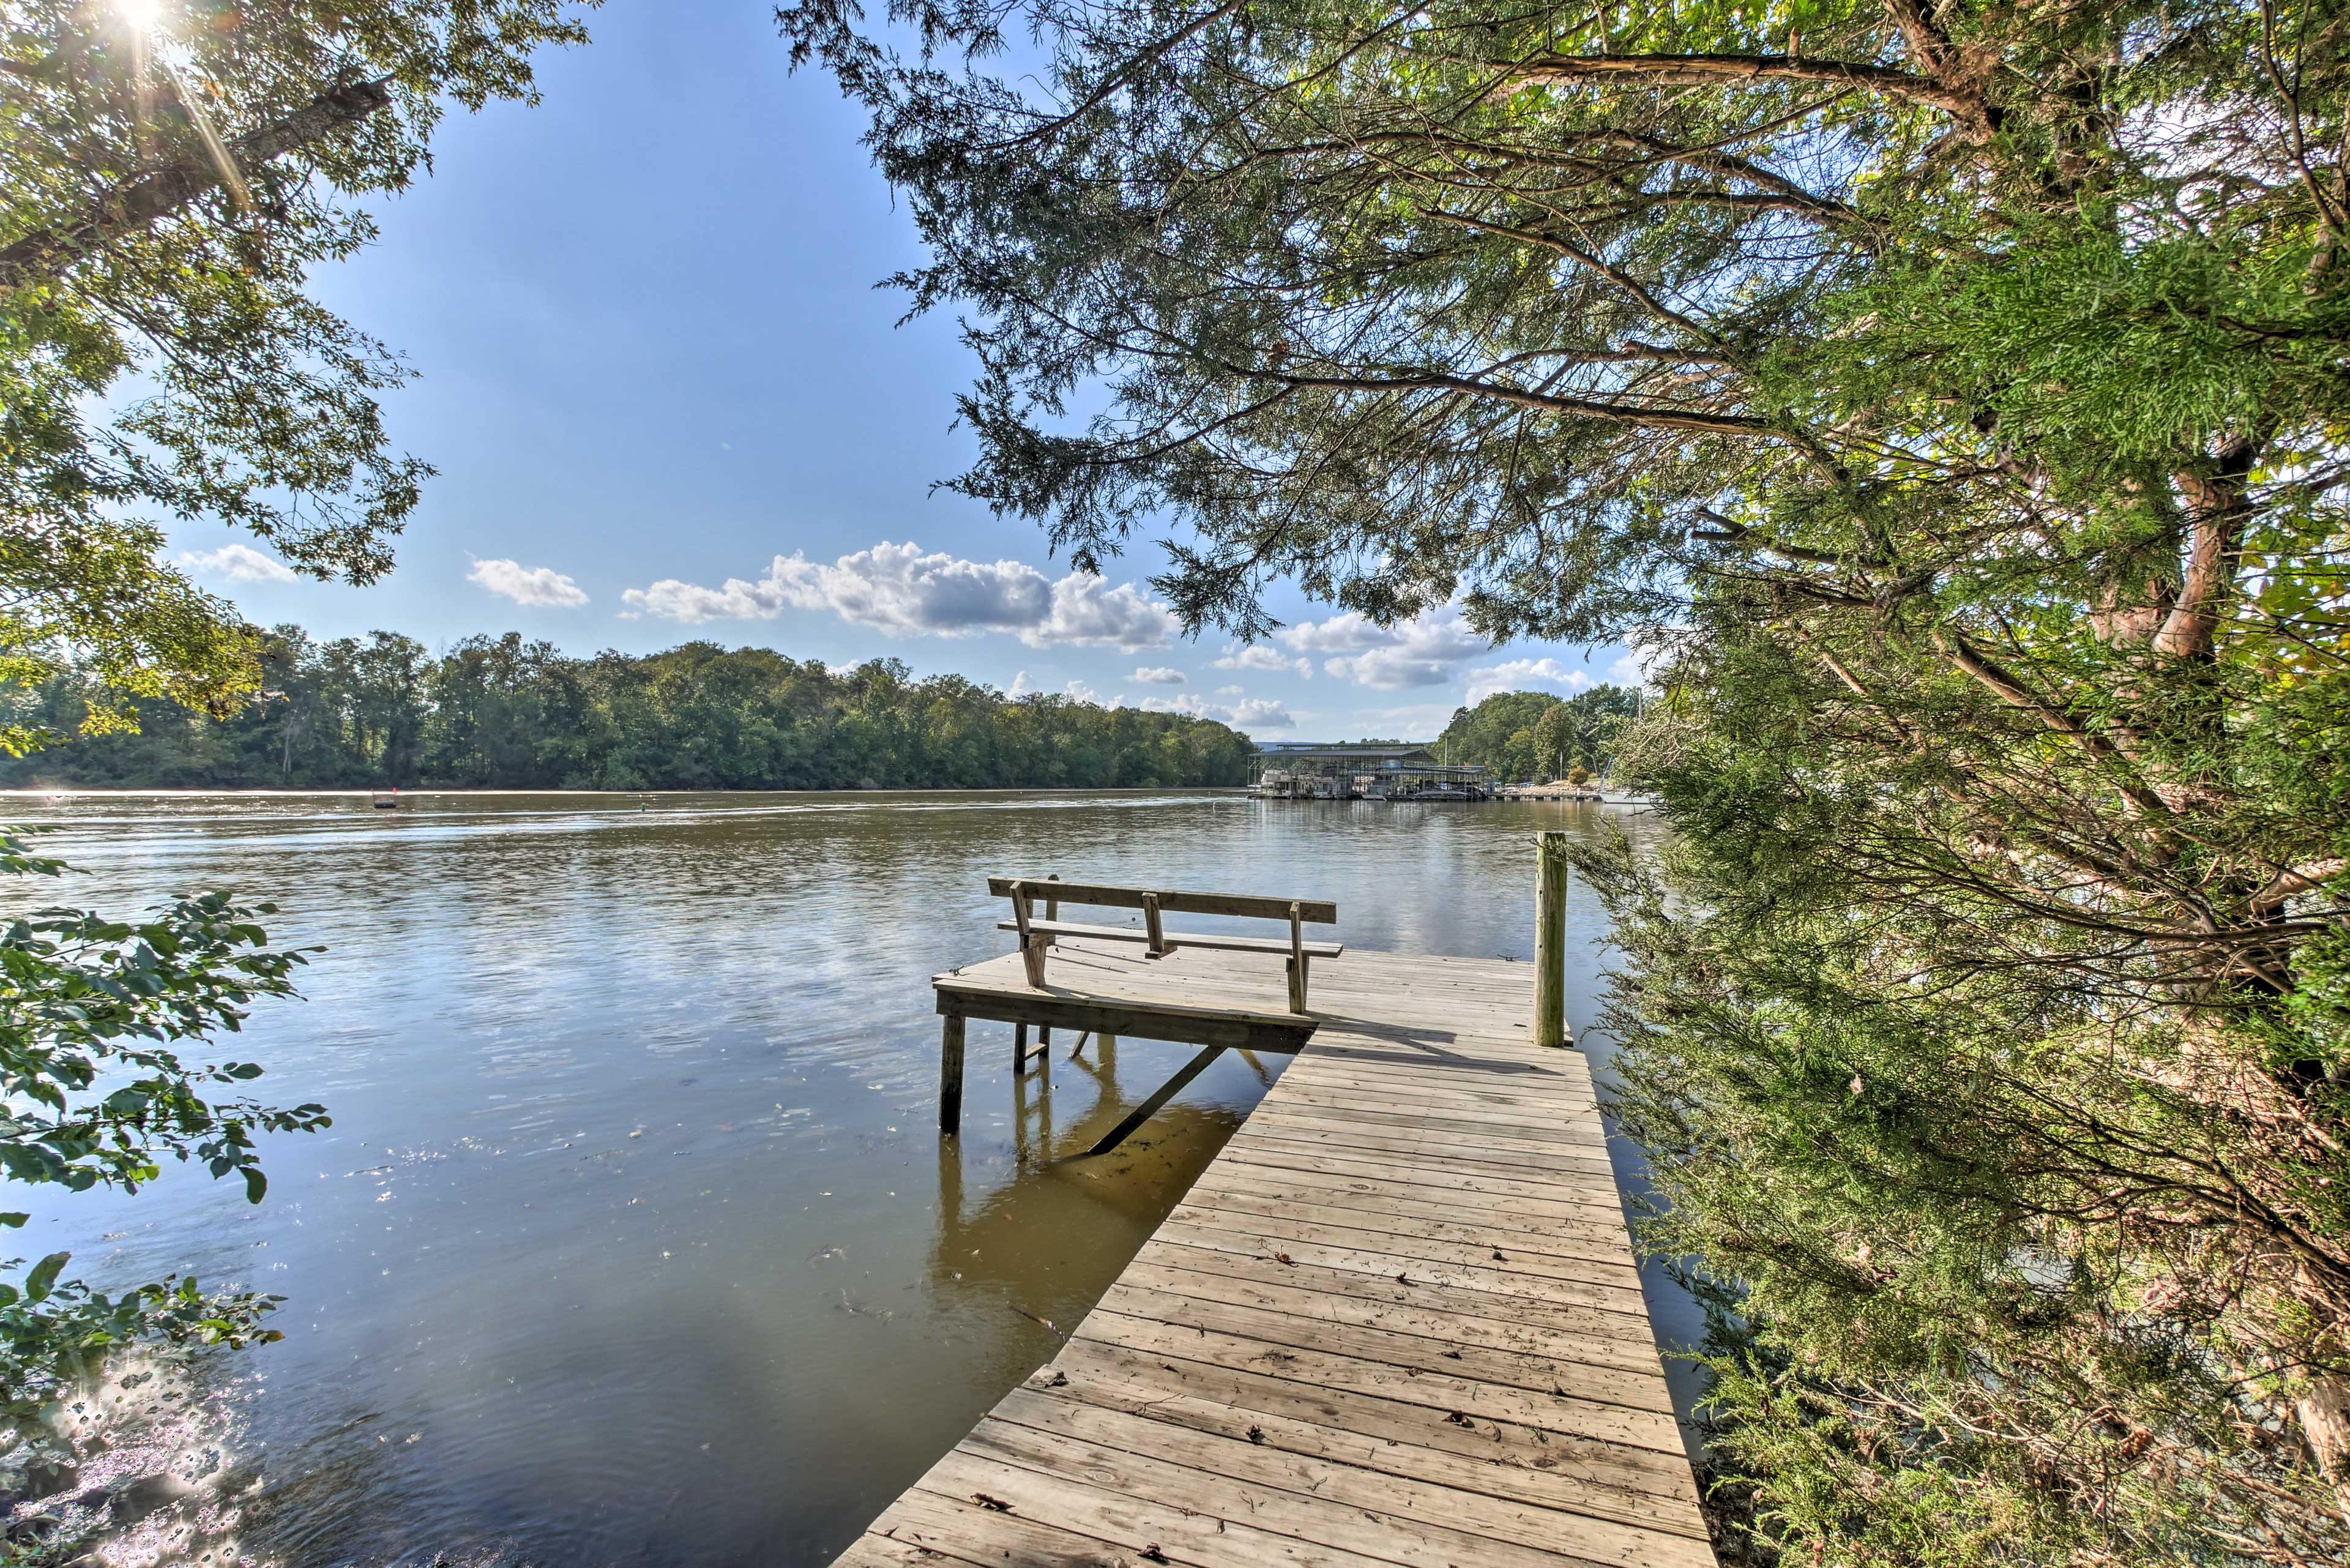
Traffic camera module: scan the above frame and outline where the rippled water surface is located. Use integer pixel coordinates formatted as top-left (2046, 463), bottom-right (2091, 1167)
top-left (1, 789), bottom-right (1681, 1567)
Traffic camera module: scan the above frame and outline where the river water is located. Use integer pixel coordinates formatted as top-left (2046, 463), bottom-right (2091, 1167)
top-left (0, 790), bottom-right (1688, 1568)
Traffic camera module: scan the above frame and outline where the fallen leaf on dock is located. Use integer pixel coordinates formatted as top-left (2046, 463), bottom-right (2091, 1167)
top-left (971, 1493), bottom-right (1014, 1513)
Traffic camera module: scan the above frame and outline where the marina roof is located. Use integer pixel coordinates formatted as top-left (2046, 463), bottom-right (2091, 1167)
top-left (1253, 742), bottom-right (1438, 759)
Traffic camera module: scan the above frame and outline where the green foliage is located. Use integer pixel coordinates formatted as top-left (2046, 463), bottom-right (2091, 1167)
top-left (792, 0), bottom-right (2350, 1558)
top-left (0, 827), bottom-right (324, 1491)
top-left (1, 627), bottom-right (1261, 790)
top-left (0, 0), bottom-right (595, 739)
top-left (1437, 686), bottom-right (1636, 779)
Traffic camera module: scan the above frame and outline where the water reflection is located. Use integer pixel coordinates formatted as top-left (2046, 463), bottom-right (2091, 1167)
top-left (0, 790), bottom-right (1677, 1567)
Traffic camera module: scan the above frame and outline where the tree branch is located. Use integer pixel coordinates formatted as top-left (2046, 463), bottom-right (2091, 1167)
top-left (1421, 206), bottom-right (1725, 345)
top-left (1694, 509), bottom-right (1882, 569)
top-left (0, 78), bottom-right (394, 293)
top-left (2248, 858), bottom-right (2348, 917)
top-left (1259, 364), bottom-right (1774, 437)
top-left (1932, 628), bottom-right (2179, 828)
top-left (1499, 51), bottom-right (2002, 143)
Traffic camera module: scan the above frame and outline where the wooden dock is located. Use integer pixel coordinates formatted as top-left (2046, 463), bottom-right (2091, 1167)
top-left (835, 939), bottom-right (1712, 1568)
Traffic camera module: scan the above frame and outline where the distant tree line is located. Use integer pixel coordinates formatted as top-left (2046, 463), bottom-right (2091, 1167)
top-left (0, 628), bottom-right (1259, 791)
top-left (1438, 686), bottom-right (1639, 782)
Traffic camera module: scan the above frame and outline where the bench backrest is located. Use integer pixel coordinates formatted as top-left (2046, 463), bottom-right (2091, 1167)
top-left (987, 876), bottom-right (1336, 925)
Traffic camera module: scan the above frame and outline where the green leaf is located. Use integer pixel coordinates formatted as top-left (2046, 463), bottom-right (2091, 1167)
top-left (242, 1167), bottom-right (267, 1204)
top-left (24, 1251), bottom-right (70, 1303)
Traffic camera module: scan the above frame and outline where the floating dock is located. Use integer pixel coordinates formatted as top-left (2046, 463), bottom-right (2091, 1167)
top-left (832, 940), bottom-right (1712, 1568)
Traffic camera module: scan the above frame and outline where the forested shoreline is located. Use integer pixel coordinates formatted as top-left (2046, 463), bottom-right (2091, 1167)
top-left (0, 627), bottom-right (1257, 791)
top-left (1436, 687), bottom-right (1638, 780)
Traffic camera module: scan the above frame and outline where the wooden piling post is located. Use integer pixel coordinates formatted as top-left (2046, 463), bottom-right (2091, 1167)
top-left (1534, 831), bottom-right (1571, 1047)
top-left (940, 1011), bottom-right (967, 1132)
top-left (1013, 1021), bottom-right (1029, 1073)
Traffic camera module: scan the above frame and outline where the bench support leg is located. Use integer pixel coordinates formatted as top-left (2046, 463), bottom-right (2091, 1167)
top-left (1067, 1044), bottom-right (1225, 1160)
top-left (939, 1011), bottom-right (966, 1135)
top-left (1286, 901), bottom-right (1309, 1012)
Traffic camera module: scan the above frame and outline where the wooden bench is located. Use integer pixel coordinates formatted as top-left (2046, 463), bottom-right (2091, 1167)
top-left (988, 875), bottom-right (1341, 1013)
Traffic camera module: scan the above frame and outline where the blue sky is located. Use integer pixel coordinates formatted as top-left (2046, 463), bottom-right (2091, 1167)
top-left (166, 1), bottom-right (1633, 741)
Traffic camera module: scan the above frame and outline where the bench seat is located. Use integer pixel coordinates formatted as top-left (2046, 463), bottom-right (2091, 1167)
top-left (996, 917), bottom-right (1343, 960)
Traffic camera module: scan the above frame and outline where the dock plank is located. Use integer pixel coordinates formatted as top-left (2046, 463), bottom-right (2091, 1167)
top-left (830, 942), bottom-right (1712, 1567)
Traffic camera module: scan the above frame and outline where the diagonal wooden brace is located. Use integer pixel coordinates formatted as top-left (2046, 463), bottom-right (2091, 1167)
top-left (1064, 1043), bottom-right (1226, 1160)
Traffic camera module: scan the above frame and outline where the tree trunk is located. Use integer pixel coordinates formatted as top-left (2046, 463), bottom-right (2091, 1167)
top-left (2295, 1375), bottom-right (2350, 1523)
top-left (2154, 438), bottom-right (2256, 660)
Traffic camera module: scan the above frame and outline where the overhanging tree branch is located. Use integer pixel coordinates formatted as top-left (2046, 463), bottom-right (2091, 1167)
top-left (1254, 364), bottom-right (1774, 437)
top-left (0, 78), bottom-right (395, 293)
top-left (1499, 51), bottom-right (2003, 143)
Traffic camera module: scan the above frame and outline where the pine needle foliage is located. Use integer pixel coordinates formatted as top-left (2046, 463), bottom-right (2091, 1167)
top-left (785, 0), bottom-right (2350, 1558)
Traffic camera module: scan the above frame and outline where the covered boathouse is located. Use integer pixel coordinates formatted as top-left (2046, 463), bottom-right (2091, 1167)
top-left (1248, 742), bottom-right (1494, 801)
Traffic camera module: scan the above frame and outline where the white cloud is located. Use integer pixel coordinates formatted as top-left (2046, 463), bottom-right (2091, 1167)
top-left (1131, 665), bottom-right (1187, 685)
top-left (1228, 698), bottom-right (1294, 729)
top-left (1277, 611), bottom-right (1398, 655)
top-left (1285, 607), bottom-right (1491, 689)
top-left (1464, 657), bottom-right (1594, 706)
top-left (621, 565), bottom-right (790, 624)
top-left (1215, 685), bottom-right (1245, 697)
top-left (181, 543), bottom-right (297, 584)
top-left (1137, 689), bottom-right (1294, 731)
top-left (468, 558), bottom-right (589, 608)
top-left (1607, 637), bottom-right (1671, 690)
top-left (1032, 573), bottom-right (1179, 651)
top-left (622, 541), bottom-right (1176, 652)
top-left (1215, 643), bottom-right (1310, 678)
top-left (1009, 670), bottom-right (1106, 704)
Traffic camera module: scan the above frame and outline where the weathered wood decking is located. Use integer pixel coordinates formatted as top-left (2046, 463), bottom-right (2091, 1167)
top-left (838, 941), bottom-right (1711, 1568)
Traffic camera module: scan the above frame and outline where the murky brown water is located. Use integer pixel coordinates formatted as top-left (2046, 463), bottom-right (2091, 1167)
top-left (0, 790), bottom-right (1680, 1567)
